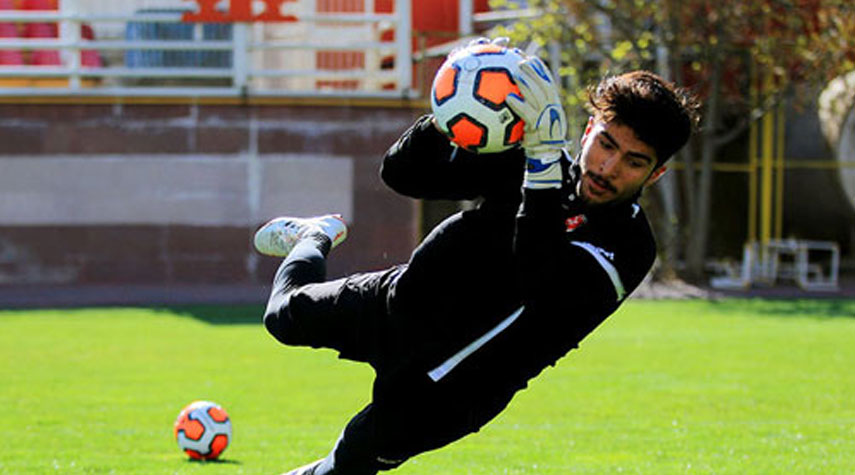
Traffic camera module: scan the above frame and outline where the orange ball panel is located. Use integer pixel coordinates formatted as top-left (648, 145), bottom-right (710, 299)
top-left (449, 116), bottom-right (487, 151)
top-left (184, 449), bottom-right (204, 460)
top-left (507, 119), bottom-right (525, 144)
top-left (210, 434), bottom-right (229, 458)
top-left (175, 417), bottom-right (205, 441)
top-left (433, 64), bottom-right (458, 104)
top-left (208, 406), bottom-right (229, 423)
top-left (476, 70), bottom-right (520, 108)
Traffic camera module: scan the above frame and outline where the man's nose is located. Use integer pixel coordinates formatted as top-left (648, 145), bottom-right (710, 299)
top-left (599, 154), bottom-right (620, 177)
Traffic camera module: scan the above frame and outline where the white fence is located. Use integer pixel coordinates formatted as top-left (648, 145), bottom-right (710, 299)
top-left (0, 0), bottom-right (413, 98)
top-left (709, 239), bottom-right (840, 292)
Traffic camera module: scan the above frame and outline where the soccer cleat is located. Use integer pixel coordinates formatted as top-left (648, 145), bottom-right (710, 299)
top-left (282, 458), bottom-right (324, 475)
top-left (254, 214), bottom-right (348, 257)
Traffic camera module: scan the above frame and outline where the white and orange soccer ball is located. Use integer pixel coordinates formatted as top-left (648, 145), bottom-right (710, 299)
top-left (173, 400), bottom-right (232, 460)
top-left (430, 42), bottom-right (527, 153)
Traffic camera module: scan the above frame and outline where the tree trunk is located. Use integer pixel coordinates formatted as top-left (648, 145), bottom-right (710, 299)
top-left (670, 51), bottom-right (697, 274)
top-left (685, 53), bottom-right (722, 280)
top-left (654, 42), bottom-right (681, 277)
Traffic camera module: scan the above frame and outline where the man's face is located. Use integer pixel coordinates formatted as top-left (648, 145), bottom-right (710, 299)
top-left (577, 119), bottom-right (666, 206)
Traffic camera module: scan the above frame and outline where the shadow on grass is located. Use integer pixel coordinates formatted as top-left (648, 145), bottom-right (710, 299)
top-left (154, 298), bottom-right (855, 326)
top-left (153, 304), bottom-right (265, 325)
top-left (185, 458), bottom-right (242, 466)
top-left (709, 298), bottom-right (855, 319)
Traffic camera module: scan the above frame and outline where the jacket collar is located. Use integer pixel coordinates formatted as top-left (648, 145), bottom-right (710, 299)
top-left (564, 153), bottom-right (642, 221)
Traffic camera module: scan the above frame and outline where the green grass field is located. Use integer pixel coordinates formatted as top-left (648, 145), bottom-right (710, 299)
top-left (1, 299), bottom-right (854, 474)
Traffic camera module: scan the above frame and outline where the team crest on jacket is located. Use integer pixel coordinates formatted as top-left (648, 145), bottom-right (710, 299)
top-left (565, 214), bottom-right (587, 232)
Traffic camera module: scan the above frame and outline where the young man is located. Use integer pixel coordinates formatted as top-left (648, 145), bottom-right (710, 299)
top-left (255, 54), bottom-right (699, 474)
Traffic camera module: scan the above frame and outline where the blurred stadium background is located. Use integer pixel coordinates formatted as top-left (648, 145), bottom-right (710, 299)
top-left (0, 0), bottom-right (853, 307)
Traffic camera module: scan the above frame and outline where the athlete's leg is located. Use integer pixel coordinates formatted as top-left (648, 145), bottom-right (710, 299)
top-left (255, 214), bottom-right (345, 348)
top-left (266, 264), bottom-right (403, 363)
top-left (284, 373), bottom-right (496, 475)
top-left (256, 214), bottom-right (402, 364)
top-left (284, 404), bottom-right (401, 475)
top-left (262, 235), bottom-right (331, 346)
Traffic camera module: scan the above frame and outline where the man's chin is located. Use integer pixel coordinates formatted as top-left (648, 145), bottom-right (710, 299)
top-left (580, 187), bottom-right (613, 205)
top-left (584, 197), bottom-right (611, 206)
top-left (581, 189), bottom-right (632, 207)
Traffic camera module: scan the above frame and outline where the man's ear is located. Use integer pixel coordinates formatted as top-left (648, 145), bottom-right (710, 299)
top-left (644, 165), bottom-right (668, 187)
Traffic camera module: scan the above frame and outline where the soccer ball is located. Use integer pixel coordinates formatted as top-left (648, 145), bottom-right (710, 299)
top-left (430, 42), bottom-right (527, 154)
top-left (173, 400), bottom-right (232, 460)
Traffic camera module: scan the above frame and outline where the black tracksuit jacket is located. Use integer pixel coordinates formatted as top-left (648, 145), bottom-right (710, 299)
top-left (376, 114), bottom-right (657, 429)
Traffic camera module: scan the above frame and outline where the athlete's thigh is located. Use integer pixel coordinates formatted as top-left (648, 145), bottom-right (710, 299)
top-left (365, 371), bottom-right (482, 462)
top-left (288, 266), bottom-right (403, 363)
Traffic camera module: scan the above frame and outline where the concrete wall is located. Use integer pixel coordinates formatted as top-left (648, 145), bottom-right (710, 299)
top-left (0, 102), bottom-right (425, 303)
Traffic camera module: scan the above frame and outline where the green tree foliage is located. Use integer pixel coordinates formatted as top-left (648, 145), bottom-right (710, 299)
top-left (493, 0), bottom-right (855, 279)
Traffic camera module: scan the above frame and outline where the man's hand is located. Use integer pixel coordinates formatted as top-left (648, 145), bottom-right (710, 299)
top-left (506, 56), bottom-right (568, 189)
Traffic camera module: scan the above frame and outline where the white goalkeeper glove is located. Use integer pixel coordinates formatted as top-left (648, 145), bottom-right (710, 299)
top-left (506, 56), bottom-right (568, 189)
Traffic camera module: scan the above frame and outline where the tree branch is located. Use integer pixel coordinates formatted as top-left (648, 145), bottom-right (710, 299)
top-left (712, 97), bottom-right (781, 148)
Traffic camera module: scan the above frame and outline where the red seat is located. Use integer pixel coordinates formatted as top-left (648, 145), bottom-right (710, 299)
top-left (0, 24), bottom-right (24, 64)
top-left (0, 0), bottom-right (24, 66)
top-left (22, 0), bottom-right (61, 65)
top-left (80, 23), bottom-right (101, 67)
top-left (81, 23), bottom-right (93, 40)
top-left (23, 21), bottom-right (56, 38)
top-left (21, 0), bottom-right (58, 9)
top-left (0, 42), bottom-right (25, 65)
top-left (26, 22), bottom-right (60, 65)
top-left (0, 51), bottom-right (24, 65)
top-left (0, 22), bottom-right (20, 38)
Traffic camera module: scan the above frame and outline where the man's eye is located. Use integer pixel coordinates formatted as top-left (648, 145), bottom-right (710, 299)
top-left (599, 139), bottom-right (614, 149)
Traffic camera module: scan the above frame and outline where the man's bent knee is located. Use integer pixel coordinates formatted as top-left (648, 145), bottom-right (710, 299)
top-left (263, 292), bottom-right (307, 346)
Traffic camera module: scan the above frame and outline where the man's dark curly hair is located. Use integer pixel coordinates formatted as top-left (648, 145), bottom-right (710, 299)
top-left (586, 71), bottom-right (701, 166)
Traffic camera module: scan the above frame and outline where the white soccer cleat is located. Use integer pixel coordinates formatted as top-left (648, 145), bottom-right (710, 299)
top-left (253, 214), bottom-right (348, 257)
top-left (282, 458), bottom-right (324, 475)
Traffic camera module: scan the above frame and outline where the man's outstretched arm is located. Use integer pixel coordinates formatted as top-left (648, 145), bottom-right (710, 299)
top-left (507, 56), bottom-right (622, 330)
top-left (380, 114), bottom-right (523, 201)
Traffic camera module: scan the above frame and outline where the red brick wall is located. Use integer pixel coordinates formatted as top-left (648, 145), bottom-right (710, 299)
top-left (0, 102), bottom-right (426, 295)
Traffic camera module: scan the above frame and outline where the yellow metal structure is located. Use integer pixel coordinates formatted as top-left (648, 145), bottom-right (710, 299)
top-left (748, 67), bottom-right (758, 244)
top-left (760, 84), bottom-right (775, 246)
top-left (775, 103), bottom-right (786, 240)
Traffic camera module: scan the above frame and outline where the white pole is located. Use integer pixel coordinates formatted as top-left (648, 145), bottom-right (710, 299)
top-left (61, 0), bottom-right (80, 90)
top-left (233, 23), bottom-right (249, 92)
top-left (395, 0), bottom-right (412, 97)
top-left (459, 0), bottom-right (473, 37)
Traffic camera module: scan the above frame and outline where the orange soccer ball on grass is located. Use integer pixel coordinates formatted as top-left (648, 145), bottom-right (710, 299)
top-left (173, 400), bottom-right (232, 460)
top-left (430, 41), bottom-right (527, 154)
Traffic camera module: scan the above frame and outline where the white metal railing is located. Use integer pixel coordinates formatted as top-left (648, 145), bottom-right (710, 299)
top-left (709, 239), bottom-right (840, 292)
top-left (0, 0), bottom-right (413, 98)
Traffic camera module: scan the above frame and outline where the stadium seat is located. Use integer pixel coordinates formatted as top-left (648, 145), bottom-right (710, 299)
top-left (21, 0), bottom-right (60, 66)
top-left (80, 23), bottom-right (102, 68)
top-left (125, 8), bottom-right (231, 69)
top-left (0, 22), bottom-right (24, 66)
top-left (0, 0), bottom-right (26, 87)
top-left (21, 0), bottom-right (56, 9)
top-left (0, 0), bottom-right (24, 66)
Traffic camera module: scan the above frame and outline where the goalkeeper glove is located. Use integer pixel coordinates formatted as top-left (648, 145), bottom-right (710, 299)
top-left (506, 56), bottom-right (568, 189)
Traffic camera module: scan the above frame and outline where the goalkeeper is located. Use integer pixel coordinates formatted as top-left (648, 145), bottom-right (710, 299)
top-left (256, 42), bottom-right (699, 474)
